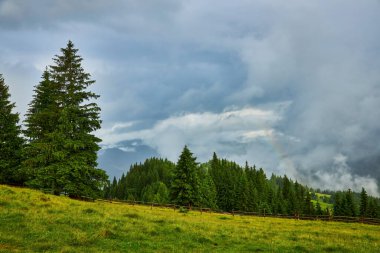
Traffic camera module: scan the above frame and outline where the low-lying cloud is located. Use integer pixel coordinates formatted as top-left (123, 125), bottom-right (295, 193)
top-left (98, 104), bottom-right (291, 162)
top-left (312, 154), bottom-right (378, 197)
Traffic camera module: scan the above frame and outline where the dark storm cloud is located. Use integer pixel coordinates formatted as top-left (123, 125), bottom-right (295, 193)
top-left (1, 0), bottom-right (380, 195)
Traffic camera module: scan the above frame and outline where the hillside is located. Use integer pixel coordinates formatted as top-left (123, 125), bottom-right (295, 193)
top-left (311, 192), bottom-right (334, 211)
top-left (1, 185), bottom-right (380, 252)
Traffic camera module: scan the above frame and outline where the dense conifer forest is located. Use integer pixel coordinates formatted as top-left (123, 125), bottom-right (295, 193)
top-left (104, 146), bottom-right (380, 218)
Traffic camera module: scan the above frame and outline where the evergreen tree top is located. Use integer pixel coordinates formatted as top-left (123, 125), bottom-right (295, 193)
top-left (178, 145), bottom-right (197, 164)
top-left (0, 74), bottom-right (24, 184)
top-left (0, 75), bottom-right (17, 112)
top-left (0, 75), bottom-right (21, 130)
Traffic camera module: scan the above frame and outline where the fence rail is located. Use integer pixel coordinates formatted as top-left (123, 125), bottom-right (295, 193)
top-left (90, 197), bottom-right (380, 226)
top-left (3, 184), bottom-right (379, 226)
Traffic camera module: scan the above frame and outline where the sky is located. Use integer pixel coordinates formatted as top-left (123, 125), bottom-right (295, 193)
top-left (1, 0), bottom-right (380, 196)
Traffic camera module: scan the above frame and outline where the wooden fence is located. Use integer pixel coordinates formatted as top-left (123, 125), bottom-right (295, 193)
top-left (90, 197), bottom-right (380, 226)
top-left (5, 184), bottom-right (379, 226)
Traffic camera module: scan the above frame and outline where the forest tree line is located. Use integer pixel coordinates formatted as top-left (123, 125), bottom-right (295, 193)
top-left (104, 146), bottom-right (380, 218)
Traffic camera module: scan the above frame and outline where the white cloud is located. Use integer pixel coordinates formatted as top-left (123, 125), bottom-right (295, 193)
top-left (242, 129), bottom-right (274, 141)
top-left (110, 122), bottom-right (135, 132)
top-left (119, 147), bottom-right (136, 152)
top-left (97, 104), bottom-right (291, 162)
top-left (312, 154), bottom-right (379, 197)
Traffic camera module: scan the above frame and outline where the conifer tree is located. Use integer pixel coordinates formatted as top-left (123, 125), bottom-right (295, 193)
top-left (237, 172), bottom-right (250, 211)
top-left (23, 70), bottom-right (61, 189)
top-left (209, 152), bottom-right (227, 209)
top-left (367, 198), bottom-right (379, 218)
top-left (155, 182), bottom-right (169, 204)
top-left (110, 177), bottom-right (118, 198)
top-left (333, 192), bottom-right (343, 216)
top-left (197, 164), bottom-right (217, 209)
top-left (266, 187), bottom-right (276, 214)
top-left (345, 189), bottom-right (356, 217)
top-left (304, 191), bottom-right (314, 215)
top-left (171, 145), bottom-right (199, 207)
top-left (0, 75), bottom-right (24, 184)
top-left (315, 202), bottom-right (323, 215)
top-left (103, 180), bottom-right (111, 199)
top-left (294, 181), bottom-right (305, 215)
top-left (360, 188), bottom-right (368, 217)
top-left (24, 70), bottom-right (59, 141)
top-left (24, 41), bottom-right (107, 197)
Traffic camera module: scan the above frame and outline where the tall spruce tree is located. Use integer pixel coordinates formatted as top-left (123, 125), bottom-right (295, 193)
top-left (235, 172), bottom-right (250, 211)
top-left (367, 198), bottom-right (379, 218)
top-left (0, 74), bottom-right (24, 184)
top-left (23, 69), bottom-right (61, 188)
top-left (360, 187), bottom-right (368, 217)
top-left (333, 192), bottom-right (343, 216)
top-left (197, 164), bottom-right (217, 209)
top-left (345, 189), bottom-right (357, 217)
top-left (24, 41), bottom-right (107, 197)
top-left (304, 191), bottom-right (314, 215)
top-left (171, 145), bottom-right (199, 207)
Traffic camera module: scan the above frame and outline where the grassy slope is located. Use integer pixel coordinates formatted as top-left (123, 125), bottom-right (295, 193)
top-left (1, 185), bottom-right (379, 253)
top-left (315, 193), bottom-right (331, 198)
top-left (312, 193), bottom-right (333, 211)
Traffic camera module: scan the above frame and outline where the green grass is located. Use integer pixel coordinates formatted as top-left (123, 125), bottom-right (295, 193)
top-left (312, 192), bottom-right (333, 211)
top-left (315, 193), bottom-right (331, 199)
top-left (1, 185), bottom-right (379, 252)
top-left (311, 199), bottom-right (333, 211)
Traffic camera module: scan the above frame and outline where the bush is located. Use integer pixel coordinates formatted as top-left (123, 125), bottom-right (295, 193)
top-left (179, 206), bottom-right (189, 213)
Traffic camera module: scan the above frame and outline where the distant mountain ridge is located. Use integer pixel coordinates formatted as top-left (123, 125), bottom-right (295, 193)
top-left (98, 140), bottom-right (158, 179)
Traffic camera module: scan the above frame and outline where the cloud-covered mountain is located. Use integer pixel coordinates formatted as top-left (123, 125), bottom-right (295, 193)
top-left (98, 140), bottom-right (158, 180)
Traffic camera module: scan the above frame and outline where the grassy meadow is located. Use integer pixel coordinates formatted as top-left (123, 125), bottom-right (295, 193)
top-left (1, 185), bottom-right (379, 252)
top-left (312, 192), bottom-right (333, 211)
